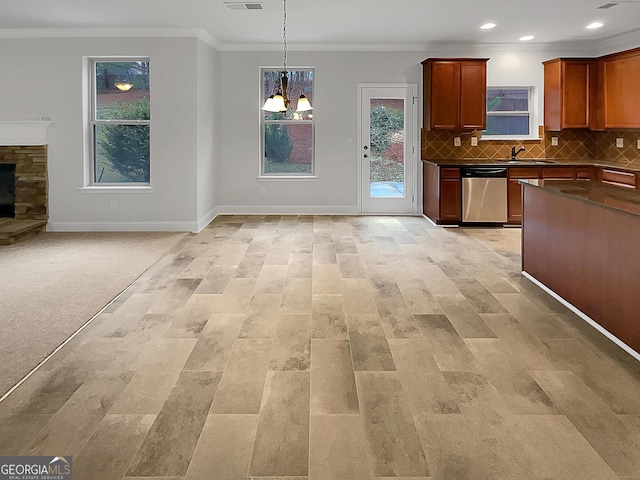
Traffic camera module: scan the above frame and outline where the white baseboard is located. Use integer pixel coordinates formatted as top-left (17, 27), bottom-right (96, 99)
top-left (216, 205), bottom-right (360, 215)
top-left (522, 271), bottom-right (640, 362)
top-left (196, 206), bottom-right (220, 232)
top-left (46, 221), bottom-right (195, 232)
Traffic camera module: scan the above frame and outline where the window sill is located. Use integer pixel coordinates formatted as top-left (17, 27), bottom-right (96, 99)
top-left (257, 176), bottom-right (318, 181)
top-left (79, 186), bottom-right (153, 193)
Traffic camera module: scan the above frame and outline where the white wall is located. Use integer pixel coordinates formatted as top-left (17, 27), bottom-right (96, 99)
top-left (196, 39), bottom-right (219, 229)
top-left (0, 36), bottom-right (201, 231)
top-left (215, 45), bottom-right (595, 213)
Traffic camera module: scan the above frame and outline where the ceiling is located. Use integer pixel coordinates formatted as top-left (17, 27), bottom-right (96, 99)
top-left (1, 0), bottom-right (640, 49)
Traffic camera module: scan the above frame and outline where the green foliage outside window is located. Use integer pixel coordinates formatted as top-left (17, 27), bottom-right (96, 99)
top-left (265, 123), bottom-right (293, 163)
top-left (370, 105), bottom-right (403, 156)
top-left (97, 98), bottom-right (150, 183)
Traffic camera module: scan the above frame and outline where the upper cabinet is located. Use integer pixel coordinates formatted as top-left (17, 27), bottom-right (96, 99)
top-left (599, 47), bottom-right (640, 130)
top-left (544, 47), bottom-right (640, 131)
top-left (543, 58), bottom-right (594, 131)
top-left (422, 58), bottom-right (489, 131)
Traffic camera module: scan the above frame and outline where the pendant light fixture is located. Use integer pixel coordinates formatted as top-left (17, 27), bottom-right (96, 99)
top-left (262, 0), bottom-right (312, 113)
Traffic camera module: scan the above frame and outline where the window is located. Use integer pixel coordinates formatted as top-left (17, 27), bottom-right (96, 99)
top-left (90, 59), bottom-right (150, 184)
top-left (482, 87), bottom-right (535, 139)
top-left (260, 68), bottom-right (314, 177)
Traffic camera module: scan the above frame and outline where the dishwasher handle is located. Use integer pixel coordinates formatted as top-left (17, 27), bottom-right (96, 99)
top-left (461, 167), bottom-right (507, 178)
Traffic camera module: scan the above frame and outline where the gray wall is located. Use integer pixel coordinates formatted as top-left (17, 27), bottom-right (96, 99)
top-left (1, 34), bottom-right (622, 229)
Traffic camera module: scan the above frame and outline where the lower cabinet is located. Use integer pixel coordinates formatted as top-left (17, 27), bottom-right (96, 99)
top-left (541, 167), bottom-right (576, 179)
top-left (425, 162), bottom-right (637, 226)
top-left (440, 171), bottom-right (462, 222)
top-left (598, 167), bottom-right (637, 189)
top-left (423, 163), bottom-right (461, 224)
top-left (576, 166), bottom-right (596, 180)
top-left (507, 167), bottom-right (539, 224)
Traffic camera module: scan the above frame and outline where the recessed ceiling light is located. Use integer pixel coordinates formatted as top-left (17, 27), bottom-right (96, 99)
top-left (481, 23), bottom-right (497, 30)
top-left (519, 35), bottom-right (535, 41)
top-left (586, 22), bottom-right (604, 29)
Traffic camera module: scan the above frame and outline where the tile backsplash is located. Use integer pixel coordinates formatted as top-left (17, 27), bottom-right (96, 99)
top-left (595, 131), bottom-right (640, 165)
top-left (422, 128), bottom-right (640, 165)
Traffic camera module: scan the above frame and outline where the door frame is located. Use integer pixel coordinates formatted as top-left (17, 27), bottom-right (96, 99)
top-left (357, 83), bottom-right (420, 215)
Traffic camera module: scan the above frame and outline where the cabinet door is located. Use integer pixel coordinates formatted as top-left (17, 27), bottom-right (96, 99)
top-left (543, 59), bottom-right (562, 131)
top-left (543, 59), bottom-right (591, 131)
top-left (507, 180), bottom-right (524, 224)
top-left (602, 50), bottom-right (640, 129)
top-left (460, 61), bottom-right (487, 130)
top-left (507, 167), bottom-right (539, 224)
top-left (562, 61), bottom-right (591, 129)
top-left (430, 62), bottom-right (459, 130)
top-left (440, 178), bottom-right (461, 222)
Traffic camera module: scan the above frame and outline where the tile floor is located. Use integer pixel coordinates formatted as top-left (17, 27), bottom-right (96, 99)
top-left (1, 215), bottom-right (640, 479)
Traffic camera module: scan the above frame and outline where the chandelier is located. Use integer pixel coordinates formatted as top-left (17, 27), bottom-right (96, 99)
top-left (261, 0), bottom-right (312, 113)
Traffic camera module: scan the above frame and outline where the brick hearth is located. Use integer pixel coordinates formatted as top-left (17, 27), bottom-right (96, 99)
top-left (0, 145), bottom-right (48, 245)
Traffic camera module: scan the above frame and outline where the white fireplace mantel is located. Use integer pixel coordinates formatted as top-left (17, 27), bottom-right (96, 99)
top-left (0, 121), bottom-right (52, 146)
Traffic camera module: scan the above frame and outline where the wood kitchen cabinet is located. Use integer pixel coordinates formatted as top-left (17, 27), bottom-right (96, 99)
top-left (576, 166), bottom-right (596, 180)
top-left (543, 59), bottom-right (594, 131)
top-left (422, 58), bottom-right (488, 131)
top-left (507, 167), bottom-right (539, 224)
top-left (598, 47), bottom-right (640, 129)
top-left (423, 163), bottom-right (461, 224)
top-left (598, 167), bottom-right (637, 189)
top-left (541, 166), bottom-right (576, 180)
top-left (545, 47), bottom-right (640, 131)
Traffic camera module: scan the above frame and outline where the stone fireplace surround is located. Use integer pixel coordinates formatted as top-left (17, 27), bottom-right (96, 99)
top-left (0, 145), bottom-right (48, 220)
top-left (0, 121), bottom-right (50, 244)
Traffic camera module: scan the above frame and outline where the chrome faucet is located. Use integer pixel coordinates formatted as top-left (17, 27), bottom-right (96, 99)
top-left (511, 146), bottom-right (526, 160)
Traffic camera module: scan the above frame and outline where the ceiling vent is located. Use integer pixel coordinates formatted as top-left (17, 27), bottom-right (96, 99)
top-left (224, 2), bottom-right (264, 10)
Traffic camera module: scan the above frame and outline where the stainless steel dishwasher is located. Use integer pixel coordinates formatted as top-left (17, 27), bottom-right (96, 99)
top-left (461, 167), bottom-right (508, 223)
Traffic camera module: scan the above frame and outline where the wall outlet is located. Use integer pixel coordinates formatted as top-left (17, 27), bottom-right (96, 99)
top-left (454, 137), bottom-right (461, 147)
top-left (346, 137), bottom-right (353, 147)
top-left (616, 138), bottom-right (624, 148)
top-left (551, 137), bottom-right (559, 146)
top-left (109, 200), bottom-right (117, 211)
top-left (470, 137), bottom-right (478, 147)
top-left (637, 139), bottom-right (640, 149)
top-left (260, 187), bottom-right (266, 196)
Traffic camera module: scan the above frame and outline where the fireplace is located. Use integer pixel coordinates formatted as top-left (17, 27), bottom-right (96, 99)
top-left (0, 163), bottom-right (16, 218)
top-left (0, 121), bottom-right (50, 244)
top-left (0, 146), bottom-right (48, 221)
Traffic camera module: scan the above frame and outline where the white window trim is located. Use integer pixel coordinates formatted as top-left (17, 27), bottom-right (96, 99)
top-left (84, 57), bottom-right (151, 187)
top-left (259, 66), bottom-right (315, 179)
top-left (481, 86), bottom-right (539, 141)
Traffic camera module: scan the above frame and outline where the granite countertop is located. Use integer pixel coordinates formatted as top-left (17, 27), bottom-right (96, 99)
top-left (519, 179), bottom-right (640, 217)
top-left (422, 158), bottom-right (640, 172)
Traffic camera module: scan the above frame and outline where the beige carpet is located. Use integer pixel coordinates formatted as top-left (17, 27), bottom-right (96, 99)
top-left (0, 231), bottom-right (187, 396)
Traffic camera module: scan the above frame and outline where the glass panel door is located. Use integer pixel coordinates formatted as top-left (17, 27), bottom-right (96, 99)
top-left (360, 86), bottom-right (416, 214)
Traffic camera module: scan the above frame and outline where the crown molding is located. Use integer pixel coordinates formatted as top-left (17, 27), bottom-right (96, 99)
top-left (596, 28), bottom-right (640, 56)
top-left (0, 26), bottom-right (635, 56)
top-left (0, 27), bottom-right (216, 41)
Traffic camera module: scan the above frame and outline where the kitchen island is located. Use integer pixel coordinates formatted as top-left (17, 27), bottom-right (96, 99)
top-left (520, 179), bottom-right (640, 358)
